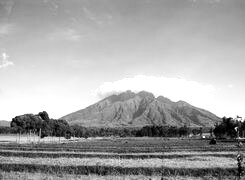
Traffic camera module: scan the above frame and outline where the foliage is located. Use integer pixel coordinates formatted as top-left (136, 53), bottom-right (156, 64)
top-left (0, 126), bottom-right (17, 134)
top-left (213, 117), bottom-right (243, 139)
top-left (38, 111), bottom-right (50, 121)
top-left (71, 125), bottom-right (193, 138)
top-left (192, 128), bottom-right (202, 136)
top-left (10, 112), bottom-right (72, 139)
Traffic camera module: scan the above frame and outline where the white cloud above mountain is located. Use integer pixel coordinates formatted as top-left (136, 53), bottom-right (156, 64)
top-left (95, 75), bottom-right (216, 108)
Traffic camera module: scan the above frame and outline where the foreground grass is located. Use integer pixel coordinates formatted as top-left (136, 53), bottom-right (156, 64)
top-left (0, 155), bottom-right (236, 168)
top-left (0, 149), bottom-right (238, 159)
top-left (0, 171), bottom-right (238, 180)
top-left (0, 138), bottom-right (241, 177)
top-left (0, 163), bottom-right (238, 177)
top-left (0, 137), bottom-right (243, 153)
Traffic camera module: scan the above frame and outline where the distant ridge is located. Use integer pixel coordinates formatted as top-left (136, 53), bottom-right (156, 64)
top-left (61, 91), bottom-right (221, 127)
top-left (0, 120), bottom-right (10, 127)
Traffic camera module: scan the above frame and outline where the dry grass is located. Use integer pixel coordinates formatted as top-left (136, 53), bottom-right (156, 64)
top-left (0, 149), bottom-right (238, 156)
top-left (0, 171), bottom-right (237, 180)
top-left (0, 155), bottom-right (236, 169)
top-left (0, 135), bottom-right (67, 144)
top-left (0, 137), bottom-right (241, 178)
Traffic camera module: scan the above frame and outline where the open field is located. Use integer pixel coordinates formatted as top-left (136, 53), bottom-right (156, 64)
top-left (0, 172), bottom-right (237, 180)
top-left (0, 136), bottom-right (243, 179)
top-left (0, 155), bottom-right (236, 168)
top-left (0, 136), bottom-right (243, 152)
top-left (0, 134), bottom-right (67, 144)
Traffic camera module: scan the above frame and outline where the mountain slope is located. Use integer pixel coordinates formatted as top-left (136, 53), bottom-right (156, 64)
top-left (61, 91), bottom-right (221, 127)
top-left (0, 120), bottom-right (10, 127)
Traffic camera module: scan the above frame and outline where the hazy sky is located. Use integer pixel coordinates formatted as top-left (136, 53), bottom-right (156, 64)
top-left (0, 0), bottom-right (245, 120)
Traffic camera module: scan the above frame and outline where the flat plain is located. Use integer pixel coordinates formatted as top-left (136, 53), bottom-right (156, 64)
top-left (0, 136), bottom-right (243, 180)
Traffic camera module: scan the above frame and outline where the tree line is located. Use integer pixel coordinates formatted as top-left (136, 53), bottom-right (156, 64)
top-left (0, 111), bottom-right (209, 138)
top-left (71, 125), bottom-right (199, 138)
top-left (2, 113), bottom-right (243, 139)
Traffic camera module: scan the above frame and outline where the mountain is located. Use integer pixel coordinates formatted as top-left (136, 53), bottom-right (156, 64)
top-left (0, 120), bottom-right (10, 127)
top-left (61, 91), bottom-right (221, 127)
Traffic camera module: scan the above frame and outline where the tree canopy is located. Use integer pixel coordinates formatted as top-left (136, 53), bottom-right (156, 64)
top-left (10, 111), bottom-right (72, 139)
top-left (213, 116), bottom-right (244, 139)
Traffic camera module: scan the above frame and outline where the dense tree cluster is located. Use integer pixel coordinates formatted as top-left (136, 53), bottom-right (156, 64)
top-left (135, 125), bottom-right (191, 137)
top-left (213, 116), bottom-right (245, 138)
top-left (10, 111), bottom-right (73, 139)
top-left (71, 125), bottom-right (199, 138)
top-left (71, 126), bottom-right (138, 138)
top-left (0, 126), bottom-right (16, 134)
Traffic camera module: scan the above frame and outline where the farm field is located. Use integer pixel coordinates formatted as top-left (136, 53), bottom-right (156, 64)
top-left (0, 136), bottom-right (243, 180)
top-left (0, 134), bottom-right (67, 144)
top-left (0, 172), bottom-right (236, 180)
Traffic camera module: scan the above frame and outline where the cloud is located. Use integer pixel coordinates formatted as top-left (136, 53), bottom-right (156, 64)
top-left (95, 75), bottom-right (216, 107)
top-left (189, 0), bottom-right (221, 3)
top-left (49, 28), bottom-right (82, 42)
top-left (3, 0), bottom-right (15, 16)
top-left (82, 7), bottom-right (112, 26)
top-left (83, 7), bottom-right (103, 25)
top-left (0, 52), bottom-right (14, 69)
top-left (0, 23), bottom-right (14, 37)
top-left (42, 0), bottom-right (59, 15)
top-left (0, 0), bottom-right (15, 17)
top-left (228, 84), bottom-right (234, 88)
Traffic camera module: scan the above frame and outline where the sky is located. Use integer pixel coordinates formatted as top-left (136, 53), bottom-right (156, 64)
top-left (0, 0), bottom-right (245, 121)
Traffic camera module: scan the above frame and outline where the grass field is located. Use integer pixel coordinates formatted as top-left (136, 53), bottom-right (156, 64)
top-left (0, 171), bottom-right (237, 180)
top-left (0, 134), bottom-right (67, 144)
top-left (0, 136), bottom-right (243, 179)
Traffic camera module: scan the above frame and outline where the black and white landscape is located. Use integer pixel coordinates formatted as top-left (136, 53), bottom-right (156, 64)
top-left (0, 0), bottom-right (245, 179)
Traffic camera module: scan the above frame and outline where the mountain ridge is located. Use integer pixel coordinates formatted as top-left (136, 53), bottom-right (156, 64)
top-left (61, 91), bottom-right (221, 127)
